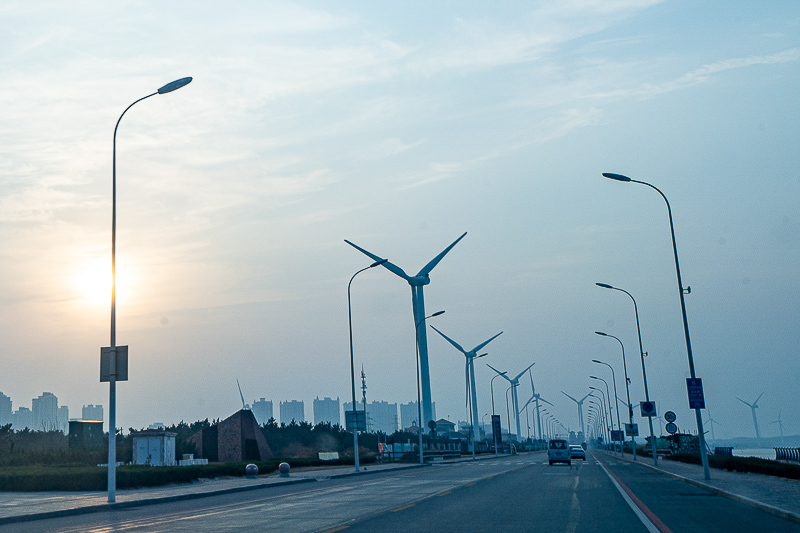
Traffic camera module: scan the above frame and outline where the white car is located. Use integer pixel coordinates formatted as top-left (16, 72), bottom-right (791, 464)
top-left (548, 439), bottom-right (571, 465)
top-left (569, 444), bottom-right (586, 460)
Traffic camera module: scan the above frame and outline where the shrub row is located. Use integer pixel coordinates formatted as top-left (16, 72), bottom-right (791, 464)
top-left (0, 455), bottom-right (374, 492)
top-left (666, 453), bottom-right (800, 481)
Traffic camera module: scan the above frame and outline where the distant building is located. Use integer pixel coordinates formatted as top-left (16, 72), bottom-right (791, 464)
top-left (0, 392), bottom-right (11, 427)
top-left (434, 419), bottom-right (456, 434)
top-left (400, 401), bottom-right (436, 430)
top-left (367, 401), bottom-right (398, 434)
top-left (12, 407), bottom-right (32, 430)
top-left (313, 397), bottom-right (340, 426)
top-left (82, 404), bottom-right (104, 422)
top-left (69, 420), bottom-right (104, 449)
top-left (148, 422), bottom-right (165, 430)
top-left (190, 409), bottom-right (274, 463)
top-left (252, 398), bottom-right (273, 425)
top-left (57, 406), bottom-right (69, 433)
top-left (32, 392), bottom-right (59, 431)
top-left (132, 430), bottom-right (177, 466)
top-left (279, 400), bottom-right (304, 425)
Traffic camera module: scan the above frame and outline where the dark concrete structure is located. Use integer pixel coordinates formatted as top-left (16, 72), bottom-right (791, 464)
top-left (191, 409), bottom-right (273, 462)
top-left (68, 420), bottom-right (104, 450)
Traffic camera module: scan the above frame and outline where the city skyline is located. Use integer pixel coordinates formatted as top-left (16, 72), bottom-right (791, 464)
top-left (0, 2), bottom-right (797, 440)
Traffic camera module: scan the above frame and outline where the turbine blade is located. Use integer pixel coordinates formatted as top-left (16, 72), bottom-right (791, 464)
top-left (344, 239), bottom-right (410, 280)
top-left (471, 331), bottom-right (503, 353)
top-left (513, 362), bottom-right (536, 382)
top-left (561, 391), bottom-right (578, 403)
top-left (417, 232), bottom-right (467, 277)
top-left (486, 363), bottom-right (512, 382)
top-left (430, 325), bottom-right (467, 354)
top-left (529, 371), bottom-right (536, 394)
top-left (579, 393), bottom-right (592, 403)
top-left (736, 397), bottom-right (752, 407)
top-left (539, 397), bottom-right (554, 407)
top-left (753, 392), bottom-right (764, 406)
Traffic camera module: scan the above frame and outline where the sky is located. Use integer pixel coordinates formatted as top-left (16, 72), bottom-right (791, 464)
top-left (0, 0), bottom-right (798, 442)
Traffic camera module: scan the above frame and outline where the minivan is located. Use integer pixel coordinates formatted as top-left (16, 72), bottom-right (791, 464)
top-left (548, 438), bottom-right (571, 465)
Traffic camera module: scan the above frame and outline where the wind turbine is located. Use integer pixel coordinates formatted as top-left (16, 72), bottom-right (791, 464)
top-left (704, 408), bottom-right (721, 443)
top-left (737, 393), bottom-right (764, 441)
top-left (520, 370), bottom-right (552, 441)
top-left (345, 232), bottom-right (467, 431)
top-left (430, 326), bottom-right (502, 452)
top-left (771, 411), bottom-right (786, 447)
top-left (562, 391), bottom-right (591, 440)
top-left (487, 362), bottom-right (536, 441)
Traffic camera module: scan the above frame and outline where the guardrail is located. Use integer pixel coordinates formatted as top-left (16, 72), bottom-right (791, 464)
top-left (714, 446), bottom-right (734, 456)
top-left (775, 448), bottom-right (800, 462)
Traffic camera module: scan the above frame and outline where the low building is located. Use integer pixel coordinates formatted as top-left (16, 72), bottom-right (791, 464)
top-left (132, 430), bottom-right (177, 466)
top-left (68, 420), bottom-right (104, 450)
top-left (191, 409), bottom-right (274, 463)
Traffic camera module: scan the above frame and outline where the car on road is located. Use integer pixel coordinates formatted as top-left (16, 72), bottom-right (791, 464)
top-left (548, 438), bottom-right (571, 465)
top-left (569, 444), bottom-right (586, 460)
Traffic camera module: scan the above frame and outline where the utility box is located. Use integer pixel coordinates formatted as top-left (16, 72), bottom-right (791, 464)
top-left (131, 430), bottom-right (177, 466)
top-left (69, 420), bottom-right (104, 450)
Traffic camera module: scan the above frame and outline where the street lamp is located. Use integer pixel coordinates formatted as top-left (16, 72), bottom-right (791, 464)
top-left (593, 358), bottom-right (632, 459)
top-left (603, 171), bottom-right (710, 479)
top-left (590, 384), bottom-right (617, 455)
top-left (490, 370), bottom-right (508, 456)
top-left (348, 259), bottom-right (387, 473)
top-left (106, 76), bottom-right (192, 504)
top-left (595, 333), bottom-right (636, 460)
top-left (415, 310), bottom-right (445, 464)
top-left (596, 283), bottom-right (658, 465)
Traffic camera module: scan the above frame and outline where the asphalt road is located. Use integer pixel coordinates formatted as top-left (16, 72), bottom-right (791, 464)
top-left (7, 452), bottom-right (800, 532)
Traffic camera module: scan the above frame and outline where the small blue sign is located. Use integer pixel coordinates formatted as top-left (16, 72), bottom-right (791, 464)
top-left (686, 378), bottom-right (706, 409)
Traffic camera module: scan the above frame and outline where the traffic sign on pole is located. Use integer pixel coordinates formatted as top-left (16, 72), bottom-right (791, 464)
top-left (686, 378), bottom-right (706, 409)
top-left (664, 411), bottom-right (677, 423)
top-left (665, 422), bottom-right (678, 434)
top-left (640, 401), bottom-right (657, 417)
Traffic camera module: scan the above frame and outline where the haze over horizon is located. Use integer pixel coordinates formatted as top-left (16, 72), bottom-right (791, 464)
top-left (1, 1), bottom-right (798, 442)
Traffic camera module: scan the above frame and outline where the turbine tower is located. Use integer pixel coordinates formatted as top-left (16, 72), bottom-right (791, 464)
top-left (345, 232), bottom-right (467, 431)
top-left (772, 411), bottom-right (786, 447)
top-left (520, 370), bottom-right (552, 441)
top-left (487, 362), bottom-right (536, 441)
top-left (562, 391), bottom-right (591, 440)
top-left (737, 393), bottom-right (763, 440)
top-left (430, 325), bottom-right (503, 450)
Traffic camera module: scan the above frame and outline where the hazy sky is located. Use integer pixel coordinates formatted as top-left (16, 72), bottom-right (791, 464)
top-left (1, 1), bottom-right (798, 441)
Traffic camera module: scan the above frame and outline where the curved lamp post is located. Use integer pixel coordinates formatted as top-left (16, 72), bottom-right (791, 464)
top-left (603, 171), bottom-right (710, 479)
top-left (107, 76), bottom-right (192, 504)
top-left (415, 310), bottom-right (445, 463)
top-left (594, 358), bottom-right (634, 459)
top-left (490, 370), bottom-right (508, 456)
top-left (595, 332), bottom-right (636, 461)
top-left (597, 283), bottom-right (658, 465)
top-left (590, 383), bottom-right (617, 455)
top-left (348, 259), bottom-right (387, 472)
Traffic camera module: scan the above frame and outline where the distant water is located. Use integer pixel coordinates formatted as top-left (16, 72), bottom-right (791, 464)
top-left (732, 448), bottom-right (776, 460)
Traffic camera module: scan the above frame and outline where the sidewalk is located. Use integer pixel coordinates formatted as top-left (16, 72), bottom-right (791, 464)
top-left (0, 461), bottom-right (426, 525)
top-left (606, 450), bottom-right (800, 524)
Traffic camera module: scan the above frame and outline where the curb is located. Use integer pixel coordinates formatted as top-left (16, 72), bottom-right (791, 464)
top-left (612, 452), bottom-right (800, 527)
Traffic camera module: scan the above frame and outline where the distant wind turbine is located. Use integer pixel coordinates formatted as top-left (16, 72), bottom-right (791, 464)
top-left (520, 370), bottom-right (552, 441)
top-left (704, 408), bottom-right (721, 443)
top-left (487, 362), bottom-right (536, 440)
top-left (771, 411), bottom-right (786, 447)
top-left (236, 379), bottom-right (250, 410)
top-left (562, 391), bottom-right (591, 439)
top-left (430, 326), bottom-right (502, 450)
top-left (737, 393), bottom-right (764, 440)
top-left (345, 232), bottom-right (467, 431)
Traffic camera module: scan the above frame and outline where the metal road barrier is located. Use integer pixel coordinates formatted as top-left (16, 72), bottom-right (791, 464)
top-left (775, 448), bottom-right (800, 462)
top-left (714, 447), bottom-right (734, 456)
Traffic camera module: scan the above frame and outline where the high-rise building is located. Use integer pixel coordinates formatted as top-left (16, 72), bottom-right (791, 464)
top-left (252, 398), bottom-right (273, 425)
top-left (313, 397), bottom-right (340, 426)
top-left (400, 401), bottom-right (420, 430)
top-left (32, 392), bottom-right (59, 431)
top-left (82, 404), bottom-right (104, 422)
top-left (57, 406), bottom-right (69, 433)
top-left (366, 401), bottom-right (398, 434)
top-left (279, 400), bottom-right (304, 425)
top-left (0, 392), bottom-right (11, 427)
top-left (12, 407), bottom-right (33, 430)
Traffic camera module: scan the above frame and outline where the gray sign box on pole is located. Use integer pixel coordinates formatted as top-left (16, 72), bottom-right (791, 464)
top-left (100, 346), bottom-right (129, 382)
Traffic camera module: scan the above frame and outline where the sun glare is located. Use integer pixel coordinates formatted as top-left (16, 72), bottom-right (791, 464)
top-left (75, 257), bottom-right (138, 307)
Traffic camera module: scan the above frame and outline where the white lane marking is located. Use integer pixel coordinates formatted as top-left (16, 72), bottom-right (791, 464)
top-left (597, 460), bottom-right (660, 533)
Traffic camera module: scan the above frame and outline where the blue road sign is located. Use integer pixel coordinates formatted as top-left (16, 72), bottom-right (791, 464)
top-left (664, 410), bottom-right (677, 423)
top-left (491, 414), bottom-right (502, 446)
top-left (640, 401), bottom-right (657, 417)
top-left (686, 378), bottom-right (706, 409)
top-left (666, 422), bottom-right (678, 434)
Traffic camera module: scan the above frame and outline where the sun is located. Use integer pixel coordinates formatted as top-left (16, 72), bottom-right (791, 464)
top-left (74, 256), bottom-right (140, 308)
